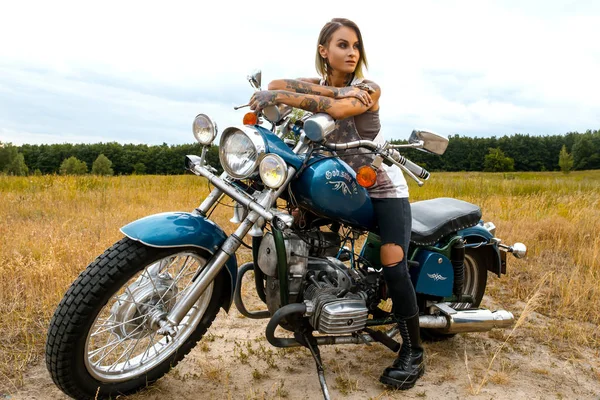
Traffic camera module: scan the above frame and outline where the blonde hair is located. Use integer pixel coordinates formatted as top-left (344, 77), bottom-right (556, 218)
top-left (315, 18), bottom-right (369, 81)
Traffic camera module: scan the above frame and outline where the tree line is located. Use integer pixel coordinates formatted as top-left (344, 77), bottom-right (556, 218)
top-left (0, 142), bottom-right (221, 176)
top-left (1, 129), bottom-right (598, 176)
top-left (399, 129), bottom-right (599, 173)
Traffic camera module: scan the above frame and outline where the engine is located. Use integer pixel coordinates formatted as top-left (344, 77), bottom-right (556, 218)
top-left (257, 231), bottom-right (371, 335)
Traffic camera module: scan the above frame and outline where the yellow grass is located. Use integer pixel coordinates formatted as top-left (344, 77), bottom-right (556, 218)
top-left (1, 171), bottom-right (599, 387)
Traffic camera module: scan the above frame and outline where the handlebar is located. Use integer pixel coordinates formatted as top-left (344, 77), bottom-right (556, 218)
top-left (387, 149), bottom-right (430, 180)
top-left (322, 140), bottom-right (430, 186)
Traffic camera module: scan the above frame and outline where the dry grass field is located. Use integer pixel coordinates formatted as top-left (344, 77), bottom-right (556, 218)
top-left (1, 171), bottom-right (599, 398)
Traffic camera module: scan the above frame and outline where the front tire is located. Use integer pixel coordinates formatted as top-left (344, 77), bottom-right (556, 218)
top-left (46, 238), bottom-right (224, 399)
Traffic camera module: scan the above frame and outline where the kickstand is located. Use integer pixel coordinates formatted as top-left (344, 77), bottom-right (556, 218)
top-left (303, 333), bottom-right (331, 400)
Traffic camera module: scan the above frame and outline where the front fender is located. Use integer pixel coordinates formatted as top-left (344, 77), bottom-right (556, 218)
top-left (120, 212), bottom-right (237, 311)
top-left (459, 224), bottom-right (504, 277)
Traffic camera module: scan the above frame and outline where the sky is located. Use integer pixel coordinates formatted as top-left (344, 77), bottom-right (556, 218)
top-left (1, 0), bottom-right (599, 146)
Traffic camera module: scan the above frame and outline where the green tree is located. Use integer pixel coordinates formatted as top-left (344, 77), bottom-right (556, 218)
top-left (572, 131), bottom-right (600, 170)
top-left (558, 145), bottom-right (574, 174)
top-left (132, 162), bottom-right (147, 175)
top-left (0, 142), bottom-right (29, 175)
top-left (92, 154), bottom-right (114, 175)
top-left (483, 148), bottom-right (514, 172)
top-left (59, 156), bottom-right (88, 175)
top-left (0, 142), bottom-right (17, 172)
top-left (7, 153), bottom-right (29, 176)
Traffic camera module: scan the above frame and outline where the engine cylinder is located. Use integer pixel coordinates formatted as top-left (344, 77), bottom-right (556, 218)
top-left (304, 284), bottom-right (368, 335)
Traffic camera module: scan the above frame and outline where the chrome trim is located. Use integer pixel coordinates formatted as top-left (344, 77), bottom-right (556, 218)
top-left (166, 211), bottom-right (261, 326)
top-left (303, 113), bottom-right (336, 142)
top-left (219, 125), bottom-right (267, 179)
top-left (421, 304), bottom-right (515, 333)
top-left (164, 166), bottom-right (297, 329)
top-left (408, 129), bottom-right (448, 155)
top-left (511, 242), bottom-right (527, 258)
top-left (192, 164), bottom-right (274, 221)
top-left (324, 140), bottom-right (425, 186)
top-left (498, 242), bottom-right (528, 259)
top-left (388, 141), bottom-right (424, 150)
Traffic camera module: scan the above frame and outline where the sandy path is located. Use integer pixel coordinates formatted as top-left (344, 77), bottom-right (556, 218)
top-left (6, 296), bottom-right (600, 400)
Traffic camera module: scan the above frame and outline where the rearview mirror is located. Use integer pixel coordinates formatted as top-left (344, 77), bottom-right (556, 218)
top-left (248, 70), bottom-right (262, 90)
top-left (409, 130), bottom-right (448, 155)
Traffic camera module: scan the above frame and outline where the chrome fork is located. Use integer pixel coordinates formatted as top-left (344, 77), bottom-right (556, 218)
top-left (158, 164), bottom-right (296, 335)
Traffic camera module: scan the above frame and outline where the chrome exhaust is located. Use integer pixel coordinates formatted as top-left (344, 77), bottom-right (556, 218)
top-left (419, 306), bottom-right (514, 334)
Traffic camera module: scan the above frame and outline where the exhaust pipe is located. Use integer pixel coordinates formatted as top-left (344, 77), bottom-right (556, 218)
top-left (419, 309), bottom-right (514, 334)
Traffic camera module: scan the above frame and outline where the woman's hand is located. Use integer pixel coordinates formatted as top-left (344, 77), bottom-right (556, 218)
top-left (335, 86), bottom-right (373, 107)
top-left (249, 90), bottom-right (279, 112)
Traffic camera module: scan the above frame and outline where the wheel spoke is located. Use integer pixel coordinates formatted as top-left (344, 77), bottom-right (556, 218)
top-left (84, 250), bottom-right (214, 382)
top-left (123, 334), bottom-right (144, 370)
top-left (106, 338), bottom-right (139, 372)
top-left (89, 322), bottom-right (146, 360)
top-left (90, 314), bottom-right (147, 338)
top-left (110, 296), bottom-right (159, 309)
top-left (140, 331), bottom-right (158, 364)
top-left (154, 257), bottom-right (197, 307)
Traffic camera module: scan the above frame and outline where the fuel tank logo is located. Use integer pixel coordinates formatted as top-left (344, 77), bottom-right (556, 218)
top-left (327, 180), bottom-right (353, 196)
top-left (325, 169), bottom-right (358, 196)
top-left (427, 273), bottom-right (447, 281)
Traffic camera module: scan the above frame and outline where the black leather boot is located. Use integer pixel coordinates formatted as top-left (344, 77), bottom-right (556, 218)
top-left (379, 313), bottom-right (424, 390)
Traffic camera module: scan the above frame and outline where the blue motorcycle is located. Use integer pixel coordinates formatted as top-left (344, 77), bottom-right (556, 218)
top-left (46, 71), bottom-right (526, 400)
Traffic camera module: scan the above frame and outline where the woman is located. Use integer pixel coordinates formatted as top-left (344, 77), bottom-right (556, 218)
top-left (249, 18), bottom-right (424, 390)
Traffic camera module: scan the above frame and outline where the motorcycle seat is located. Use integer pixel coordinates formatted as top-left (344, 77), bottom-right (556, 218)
top-left (410, 197), bottom-right (482, 245)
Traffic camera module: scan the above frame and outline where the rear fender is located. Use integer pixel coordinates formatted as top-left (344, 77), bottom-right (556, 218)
top-left (458, 224), bottom-right (504, 277)
top-left (120, 212), bottom-right (237, 311)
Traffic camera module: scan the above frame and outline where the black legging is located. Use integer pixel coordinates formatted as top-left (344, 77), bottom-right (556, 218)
top-left (372, 197), bottom-right (418, 318)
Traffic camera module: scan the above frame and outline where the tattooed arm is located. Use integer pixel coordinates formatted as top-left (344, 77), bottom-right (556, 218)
top-left (250, 81), bottom-right (381, 120)
top-left (268, 78), bottom-right (374, 106)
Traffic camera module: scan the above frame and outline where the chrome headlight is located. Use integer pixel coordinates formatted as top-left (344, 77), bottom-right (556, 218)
top-left (193, 114), bottom-right (218, 145)
top-left (259, 154), bottom-right (287, 189)
top-left (219, 126), bottom-right (266, 179)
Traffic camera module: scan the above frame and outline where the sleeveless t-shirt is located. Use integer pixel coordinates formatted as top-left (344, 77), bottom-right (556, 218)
top-left (320, 77), bottom-right (409, 199)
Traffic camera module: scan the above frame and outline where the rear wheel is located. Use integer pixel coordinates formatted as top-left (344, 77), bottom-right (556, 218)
top-left (421, 249), bottom-right (488, 341)
top-left (46, 237), bottom-right (224, 399)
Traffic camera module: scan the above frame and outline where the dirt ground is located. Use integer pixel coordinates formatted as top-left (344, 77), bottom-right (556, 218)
top-left (5, 294), bottom-right (600, 400)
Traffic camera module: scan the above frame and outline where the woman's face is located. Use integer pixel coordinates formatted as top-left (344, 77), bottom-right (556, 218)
top-left (320, 26), bottom-right (360, 75)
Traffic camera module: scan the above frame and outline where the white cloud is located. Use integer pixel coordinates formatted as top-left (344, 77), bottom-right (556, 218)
top-left (0, 0), bottom-right (599, 145)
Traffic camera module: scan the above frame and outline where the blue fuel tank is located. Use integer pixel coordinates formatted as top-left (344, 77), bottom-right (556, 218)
top-left (290, 155), bottom-right (376, 230)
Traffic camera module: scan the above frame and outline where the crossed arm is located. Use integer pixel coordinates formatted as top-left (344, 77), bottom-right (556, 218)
top-left (253, 79), bottom-right (381, 120)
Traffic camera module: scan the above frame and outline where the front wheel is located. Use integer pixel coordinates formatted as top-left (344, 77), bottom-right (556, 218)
top-left (421, 248), bottom-right (488, 341)
top-left (46, 238), bottom-right (224, 399)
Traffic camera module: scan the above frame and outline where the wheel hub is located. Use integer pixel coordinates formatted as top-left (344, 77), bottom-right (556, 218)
top-left (109, 263), bottom-right (179, 340)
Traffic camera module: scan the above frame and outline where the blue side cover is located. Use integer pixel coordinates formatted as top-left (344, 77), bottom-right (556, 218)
top-left (411, 251), bottom-right (454, 297)
top-left (120, 212), bottom-right (237, 307)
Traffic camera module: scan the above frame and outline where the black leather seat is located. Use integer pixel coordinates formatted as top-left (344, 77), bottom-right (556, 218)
top-left (410, 198), bottom-right (482, 245)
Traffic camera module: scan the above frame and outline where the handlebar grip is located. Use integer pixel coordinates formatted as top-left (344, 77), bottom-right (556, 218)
top-left (389, 150), bottom-right (430, 180)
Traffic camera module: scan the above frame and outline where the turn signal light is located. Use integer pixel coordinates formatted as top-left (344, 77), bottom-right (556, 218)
top-left (356, 165), bottom-right (377, 188)
top-left (243, 112), bottom-right (258, 125)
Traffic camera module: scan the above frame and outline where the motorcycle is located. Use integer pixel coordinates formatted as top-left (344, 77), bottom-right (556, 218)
top-left (46, 70), bottom-right (527, 399)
